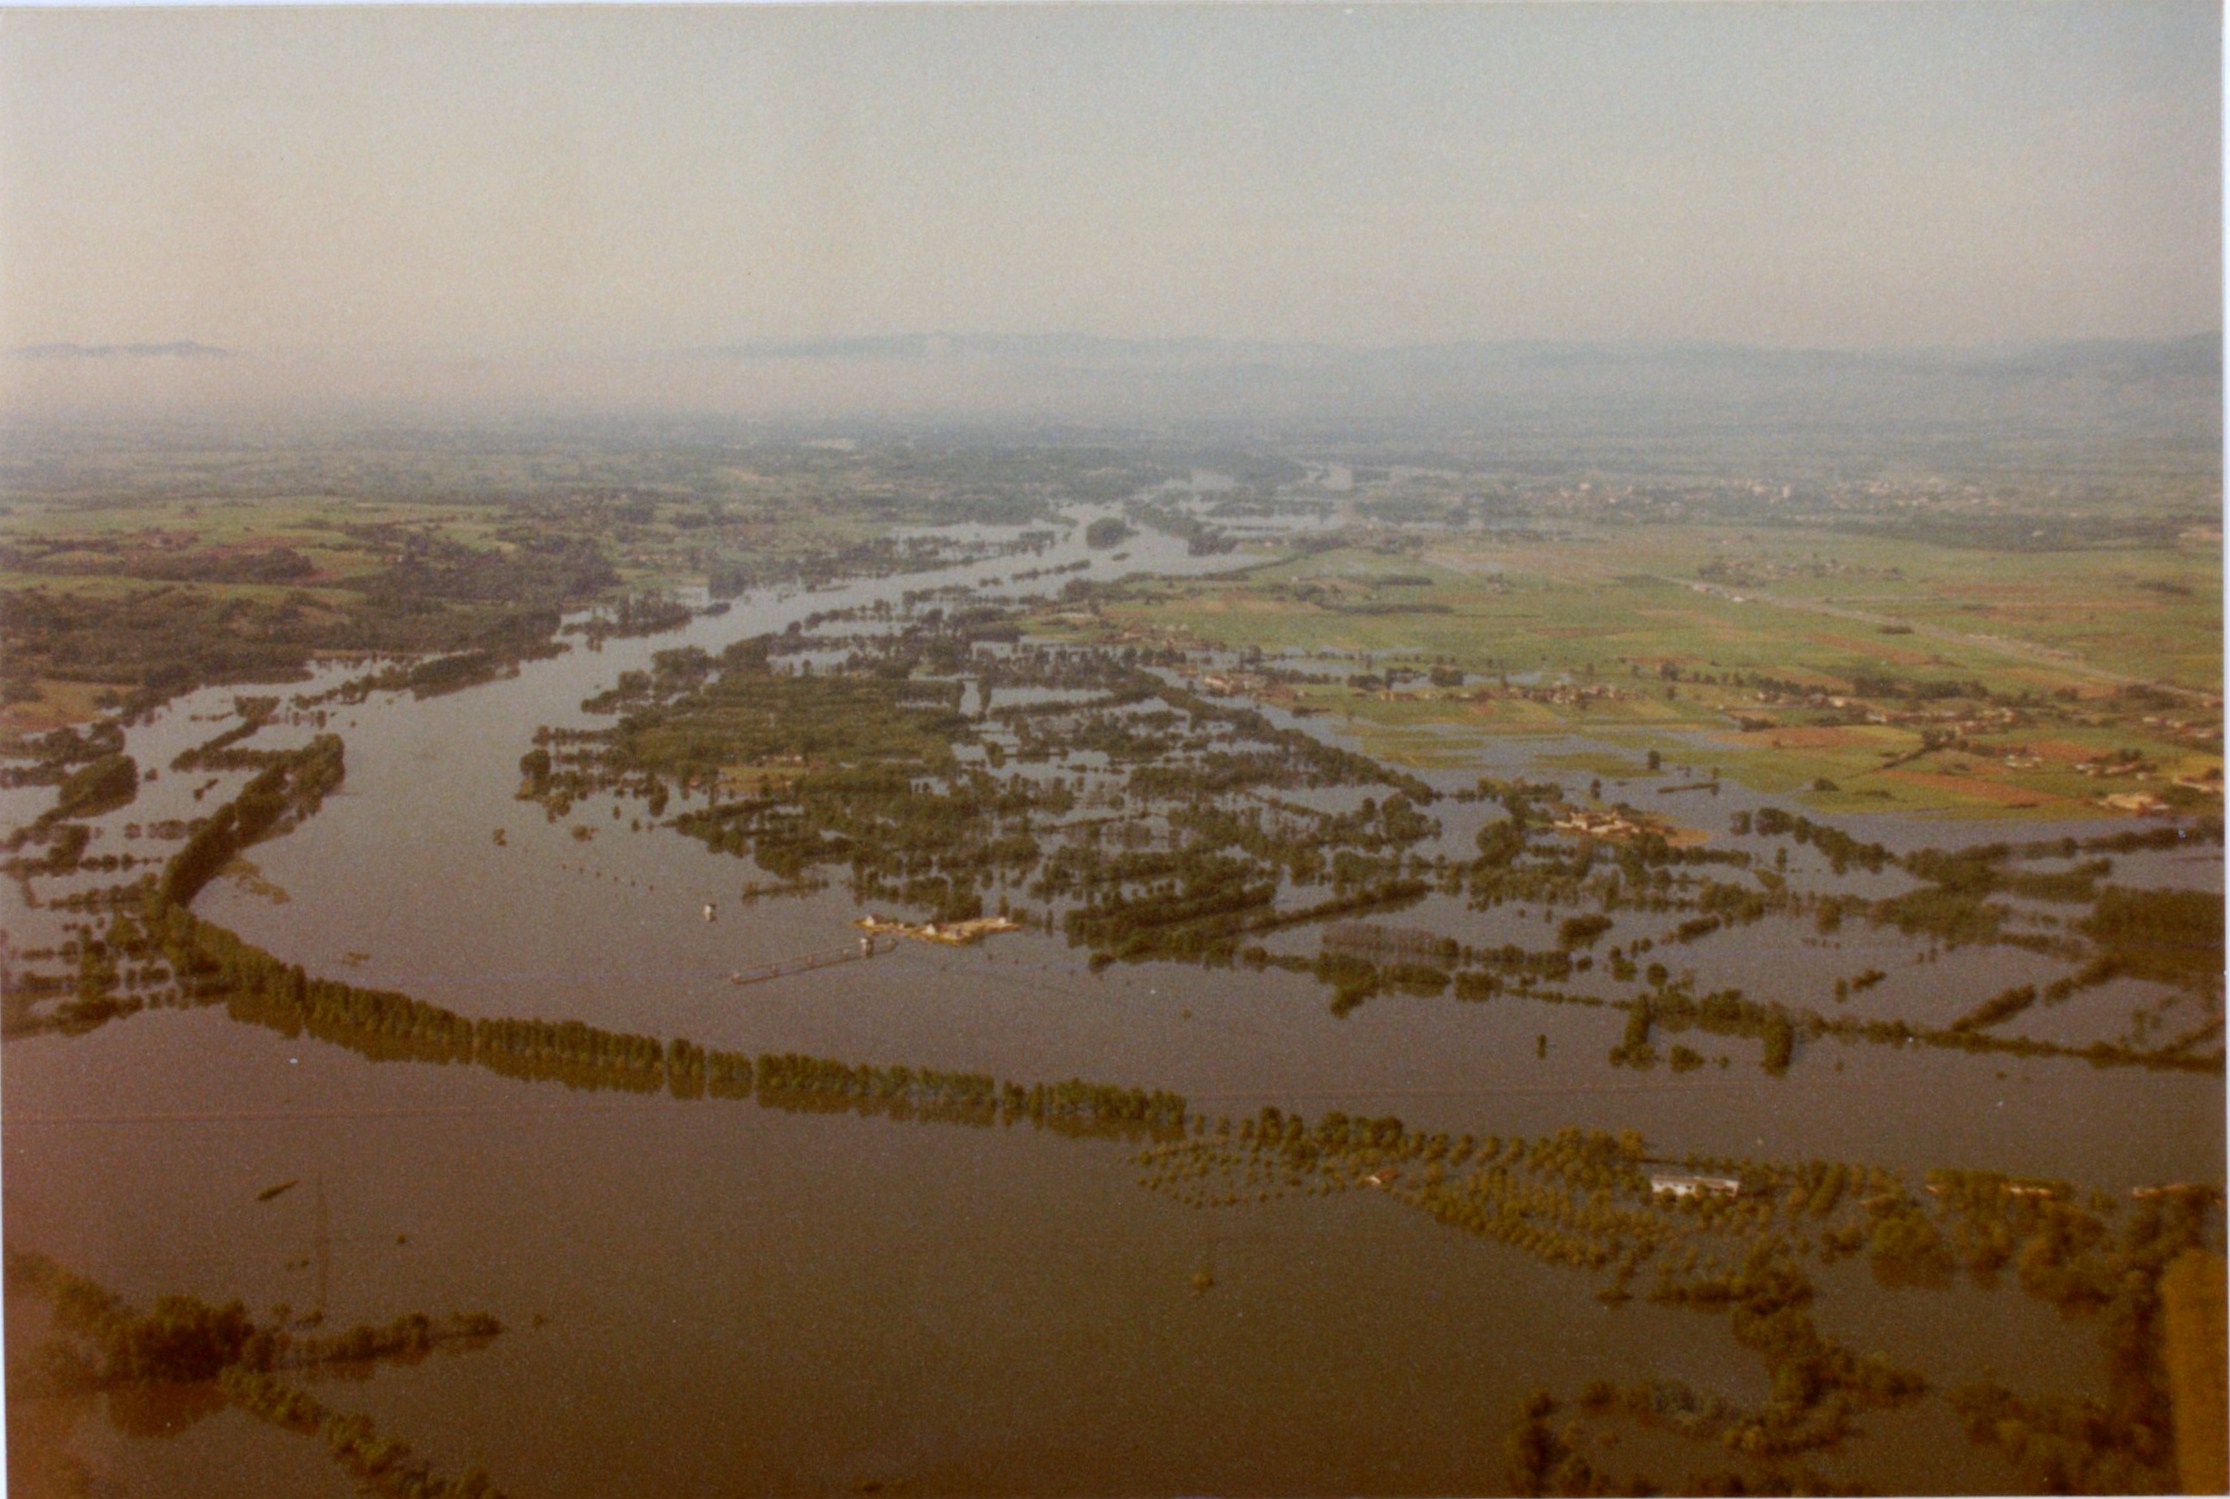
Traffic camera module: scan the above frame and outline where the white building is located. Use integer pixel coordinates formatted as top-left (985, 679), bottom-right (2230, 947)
top-left (1647, 1171), bottom-right (1742, 1200)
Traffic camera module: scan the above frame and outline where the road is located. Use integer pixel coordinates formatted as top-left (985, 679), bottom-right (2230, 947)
top-left (1667, 576), bottom-right (2217, 705)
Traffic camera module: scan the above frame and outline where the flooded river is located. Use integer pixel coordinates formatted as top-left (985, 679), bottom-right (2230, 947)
top-left (3, 507), bottom-right (2219, 1495)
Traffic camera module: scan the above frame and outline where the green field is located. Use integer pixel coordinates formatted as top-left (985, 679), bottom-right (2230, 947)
top-left (1052, 528), bottom-right (2221, 819)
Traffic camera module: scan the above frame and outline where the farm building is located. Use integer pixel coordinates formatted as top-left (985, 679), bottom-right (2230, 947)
top-left (1647, 1171), bottom-right (1742, 1200)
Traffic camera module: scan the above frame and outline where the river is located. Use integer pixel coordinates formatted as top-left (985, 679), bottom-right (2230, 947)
top-left (3, 503), bottom-right (2219, 1495)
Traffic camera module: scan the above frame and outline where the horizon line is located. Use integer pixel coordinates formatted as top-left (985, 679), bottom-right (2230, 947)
top-left (12, 328), bottom-right (2223, 365)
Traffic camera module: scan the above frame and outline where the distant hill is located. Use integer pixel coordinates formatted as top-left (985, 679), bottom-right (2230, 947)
top-left (679, 330), bottom-right (2221, 476)
top-left (11, 341), bottom-right (235, 361)
top-left (2, 331), bottom-right (2212, 480)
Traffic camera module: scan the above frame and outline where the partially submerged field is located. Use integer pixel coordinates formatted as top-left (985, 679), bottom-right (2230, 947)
top-left (1052, 522), bottom-right (2222, 820)
top-left (0, 431), bottom-right (1173, 737)
top-left (2, 428), bottom-right (2219, 1498)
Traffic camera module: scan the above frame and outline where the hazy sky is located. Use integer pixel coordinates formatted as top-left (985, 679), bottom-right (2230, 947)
top-left (1, 2), bottom-right (2220, 362)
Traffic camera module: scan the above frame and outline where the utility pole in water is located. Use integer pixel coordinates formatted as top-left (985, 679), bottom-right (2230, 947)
top-left (313, 1174), bottom-right (330, 1317)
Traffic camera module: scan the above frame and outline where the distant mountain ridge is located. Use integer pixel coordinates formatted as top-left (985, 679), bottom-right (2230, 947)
top-left (2, 332), bottom-right (2213, 468)
top-left (686, 329), bottom-right (2220, 374)
top-left (675, 330), bottom-right (2220, 469)
top-left (11, 341), bottom-right (234, 361)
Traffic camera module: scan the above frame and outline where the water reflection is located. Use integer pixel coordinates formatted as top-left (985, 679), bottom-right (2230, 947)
top-left (3, 503), bottom-right (2220, 1496)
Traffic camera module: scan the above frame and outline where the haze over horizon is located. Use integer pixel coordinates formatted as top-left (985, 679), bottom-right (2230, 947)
top-left (0, 2), bottom-right (2219, 422)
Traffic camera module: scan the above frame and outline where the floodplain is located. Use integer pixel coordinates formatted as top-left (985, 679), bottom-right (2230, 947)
top-left (1, 427), bottom-right (2221, 1497)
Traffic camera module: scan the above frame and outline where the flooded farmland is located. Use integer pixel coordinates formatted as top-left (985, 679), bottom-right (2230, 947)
top-left (4, 489), bottom-right (2220, 1497)
top-left (6, 7), bottom-right (2225, 1492)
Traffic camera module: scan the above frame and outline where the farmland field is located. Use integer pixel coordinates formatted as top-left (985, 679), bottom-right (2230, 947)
top-left (2, 424), bottom-right (2221, 1498)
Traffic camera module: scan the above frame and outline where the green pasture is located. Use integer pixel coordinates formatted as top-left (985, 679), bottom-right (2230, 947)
top-left (1427, 522), bottom-right (2221, 694)
top-left (1084, 537), bottom-right (2219, 820)
top-left (1101, 546), bottom-right (2129, 700)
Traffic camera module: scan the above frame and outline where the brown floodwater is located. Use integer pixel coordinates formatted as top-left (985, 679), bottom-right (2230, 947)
top-left (3, 510), bottom-right (2219, 1495)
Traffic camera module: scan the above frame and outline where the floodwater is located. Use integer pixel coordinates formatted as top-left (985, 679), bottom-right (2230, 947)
top-left (2, 505), bottom-right (2219, 1496)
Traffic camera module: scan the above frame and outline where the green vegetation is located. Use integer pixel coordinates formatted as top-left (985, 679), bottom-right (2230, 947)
top-left (5, 1245), bottom-right (501, 1390)
top-left (220, 1370), bottom-right (506, 1499)
top-left (17, 844), bottom-right (2220, 1498)
top-left (79, 873), bottom-right (2227, 1471)
top-left (160, 736), bottom-right (345, 909)
top-left (1950, 984), bottom-right (2039, 1033)
top-left (3, 430), bottom-right (2220, 1497)
top-left (1137, 1110), bottom-right (2221, 1494)
top-left (57, 881), bottom-right (1196, 1143)
top-left (171, 695), bottom-right (281, 771)
top-left (0, 521), bottom-right (608, 722)
top-left (510, 600), bottom-right (2213, 1050)
top-left (21, 653), bottom-right (2212, 1078)
top-left (1049, 510), bottom-right (2220, 816)
top-left (6, 1247), bottom-right (506, 1499)
top-left (50, 752), bottom-right (138, 820)
top-left (2084, 886), bottom-right (2228, 986)
top-left (1931, 1183), bottom-right (2222, 1492)
top-left (0, 428), bottom-right (1178, 737)
top-left (0, 716), bottom-right (126, 789)
top-left (530, 612), bottom-right (1443, 969)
